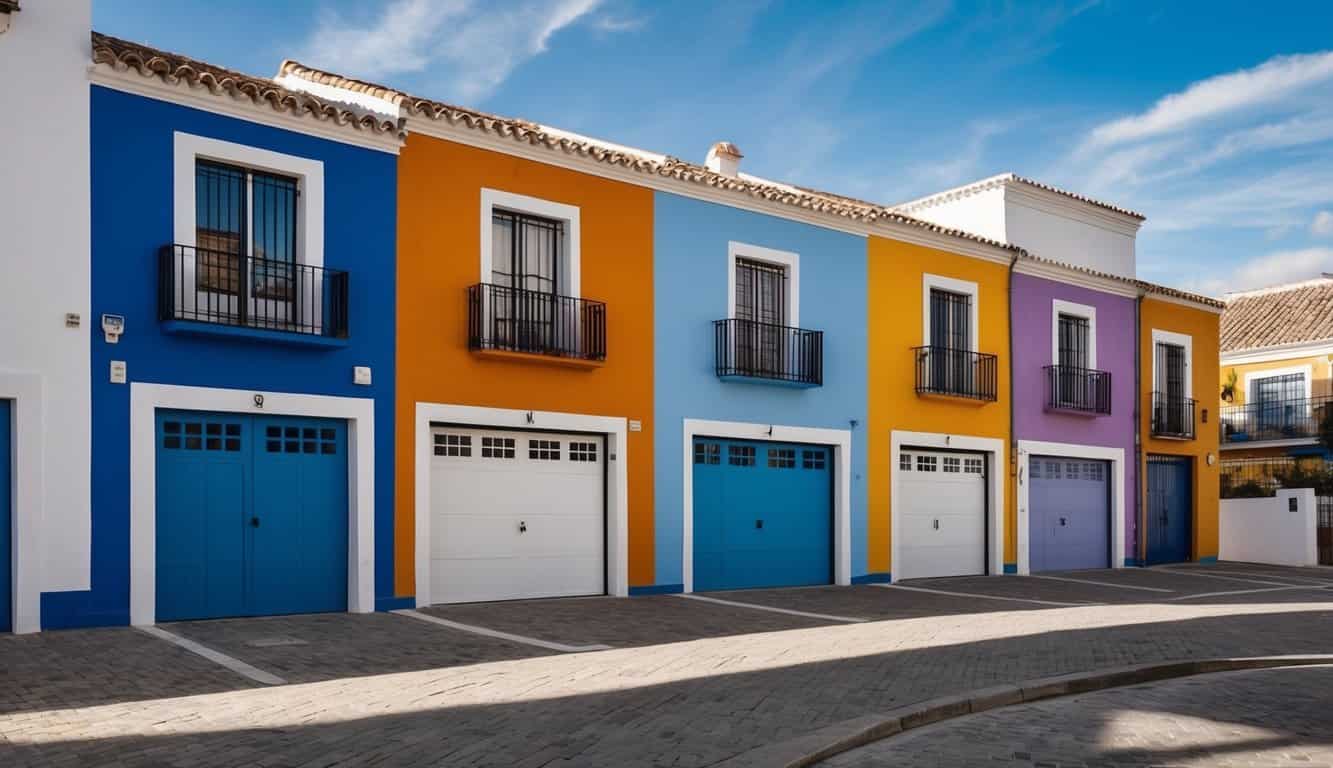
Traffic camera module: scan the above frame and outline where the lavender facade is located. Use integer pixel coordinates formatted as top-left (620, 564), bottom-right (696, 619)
top-left (1011, 272), bottom-right (1139, 572)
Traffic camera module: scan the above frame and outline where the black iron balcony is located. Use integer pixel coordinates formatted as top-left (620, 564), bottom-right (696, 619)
top-left (468, 283), bottom-right (606, 361)
top-left (1043, 365), bottom-right (1112, 415)
top-left (913, 346), bottom-right (998, 402)
top-left (714, 318), bottom-right (823, 387)
top-left (158, 244), bottom-right (348, 338)
top-left (1220, 395), bottom-right (1333, 444)
top-left (1150, 391), bottom-right (1196, 439)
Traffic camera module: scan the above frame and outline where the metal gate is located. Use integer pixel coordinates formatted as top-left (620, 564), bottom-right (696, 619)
top-left (1319, 496), bottom-right (1333, 566)
top-left (1146, 455), bottom-right (1192, 565)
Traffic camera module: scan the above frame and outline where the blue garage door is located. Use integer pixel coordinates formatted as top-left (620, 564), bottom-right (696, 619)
top-left (692, 438), bottom-right (832, 591)
top-left (156, 410), bottom-right (347, 621)
top-left (1029, 457), bottom-right (1110, 572)
top-left (1146, 454), bottom-right (1192, 565)
top-left (1, 400), bottom-right (11, 633)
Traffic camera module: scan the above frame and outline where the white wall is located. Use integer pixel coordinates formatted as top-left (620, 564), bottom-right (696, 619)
top-left (1219, 489), bottom-right (1318, 567)
top-left (0, 1), bottom-right (93, 594)
top-left (1004, 195), bottom-right (1137, 280)
top-left (907, 186), bottom-right (1007, 244)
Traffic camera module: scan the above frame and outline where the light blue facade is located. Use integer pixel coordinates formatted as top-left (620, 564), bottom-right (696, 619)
top-left (653, 191), bottom-right (869, 589)
top-left (45, 85), bottom-right (399, 629)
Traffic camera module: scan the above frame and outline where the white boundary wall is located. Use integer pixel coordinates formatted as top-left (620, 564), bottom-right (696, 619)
top-left (1220, 488), bottom-right (1317, 567)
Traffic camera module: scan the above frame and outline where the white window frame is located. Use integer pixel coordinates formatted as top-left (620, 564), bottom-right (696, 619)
top-left (1242, 365), bottom-right (1313, 404)
top-left (1, 373), bottom-right (43, 634)
top-left (1150, 328), bottom-right (1193, 400)
top-left (480, 189), bottom-right (581, 298)
top-left (922, 274), bottom-right (979, 350)
top-left (726, 241), bottom-right (800, 326)
top-left (173, 132), bottom-right (324, 268)
top-left (1051, 299), bottom-right (1097, 369)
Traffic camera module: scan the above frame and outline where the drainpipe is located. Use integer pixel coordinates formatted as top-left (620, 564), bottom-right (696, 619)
top-left (1134, 290), bottom-right (1144, 566)
top-left (1008, 251), bottom-right (1020, 573)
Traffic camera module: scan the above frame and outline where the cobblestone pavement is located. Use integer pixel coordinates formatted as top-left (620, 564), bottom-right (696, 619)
top-left (822, 664), bottom-right (1333, 767)
top-left (0, 565), bottom-right (1330, 767)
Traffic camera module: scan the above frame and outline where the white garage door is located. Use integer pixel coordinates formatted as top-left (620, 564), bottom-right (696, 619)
top-left (897, 449), bottom-right (986, 580)
top-left (430, 427), bottom-right (605, 604)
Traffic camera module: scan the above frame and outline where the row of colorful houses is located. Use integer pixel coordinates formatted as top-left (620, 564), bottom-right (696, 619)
top-left (0, 4), bottom-right (1222, 633)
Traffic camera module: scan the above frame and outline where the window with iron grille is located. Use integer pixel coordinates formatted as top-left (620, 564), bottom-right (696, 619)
top-left (734, 257), bottom-right (788, 375)
top-left (491, 210), bottom-right (564, 349)
top-left (1057, 314), bottom-right (1090, 369)
top-left (195, 159), bottom-right (298, 298)
top-left (928, 288), bottom-right (973, 393)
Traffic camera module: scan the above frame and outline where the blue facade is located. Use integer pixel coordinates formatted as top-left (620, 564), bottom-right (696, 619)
top-left (44, 85), bottom-right (397, 628)
top-left (653, 192), bottom-right (869, 587)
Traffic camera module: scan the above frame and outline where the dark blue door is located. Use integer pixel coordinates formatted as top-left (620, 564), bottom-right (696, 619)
top-left (156, 410), bottom-right (347, 621)
top-left (1, 400), bottom-right (11, 633)
top-left (693, 439), bottom-right (832, 591)
top-left (1029, 457), bottom-right (1110, 572)
top-left (1146, 455), bottom-right (1192, 565)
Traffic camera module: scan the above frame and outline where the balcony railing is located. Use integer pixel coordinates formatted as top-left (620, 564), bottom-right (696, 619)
top-left (158, 244), bottom-right (348, 338)
top-left (1150, 391), bottom-right (1196, 439)
top-left (467, 282), bottom-right (606, 361)
top-left (1043, 365), bottom-right (1112, 415)
top-left (913, 346), bottom-right (998, 402)
top-left (1220, 395), bottom-right (1333, 444)
top-left (714, 318), bottom-right (823, 387)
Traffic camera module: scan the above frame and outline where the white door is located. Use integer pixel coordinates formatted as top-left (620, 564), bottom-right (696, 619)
top-left (430, 427), bottom-right (605, 603)
top-left (897, 449), bottom-right (986, 580)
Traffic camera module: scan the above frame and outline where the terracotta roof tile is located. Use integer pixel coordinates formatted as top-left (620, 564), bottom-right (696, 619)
top-left (1220, 278), bottom-right (1333, 353)
top-left (91, 33), bottom-right (403, 140)
top-left (274, 60), bottom-right (1023, 253)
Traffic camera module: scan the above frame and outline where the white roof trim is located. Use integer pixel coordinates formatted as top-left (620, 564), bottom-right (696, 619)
top-left (1221, 338), bottom-right (1333, 364)
top-left (1014, 258), bottom-right (1139, 299)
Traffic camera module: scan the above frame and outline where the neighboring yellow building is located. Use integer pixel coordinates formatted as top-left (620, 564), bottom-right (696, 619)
top-left (1140, 290), bottom-right (1223, 563)
top-left (867, 235), bottom-right (1016, 579)
top-left (1218, 277), bottom-right (1333, 490)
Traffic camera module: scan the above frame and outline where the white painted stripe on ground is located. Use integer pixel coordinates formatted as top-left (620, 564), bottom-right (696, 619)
top-left (393, 609), bottom-right (612, 653)
top-left (1153, 568), bottom-right (1303, 588)
top-left (872, 583), bottom-right (1091, 607)
top-left (1027, 574), bottom-right (1174, 593)
top-left (1168, 584), bottom-right (1333, 601)
top-left (675, 593), bottom-right (868, 623)
top-left (137, 626), bottom-right (286, 686)
top-left (1196, 568), bottom-right (1333, 585)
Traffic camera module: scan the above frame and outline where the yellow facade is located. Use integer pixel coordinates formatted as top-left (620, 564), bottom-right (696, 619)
top-left (1141, 297), bottom-right (1221, 561)
top-left (867, 237), bottom-right (1013, 575)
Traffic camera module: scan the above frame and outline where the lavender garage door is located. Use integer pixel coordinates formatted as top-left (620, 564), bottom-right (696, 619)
top-left (1029, 457), bottom-right (1110, 572)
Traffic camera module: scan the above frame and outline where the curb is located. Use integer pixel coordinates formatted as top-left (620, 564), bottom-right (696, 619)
top-left (712, 654), bottom-right (1333, 767)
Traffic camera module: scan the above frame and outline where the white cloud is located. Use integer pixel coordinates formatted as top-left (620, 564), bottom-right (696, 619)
top-left (1195, 247), bottom-right (1333, 296)
top-left (300, 0), bottom-right (608, 101)
top-left (1082, 50), bottom-right (1333, 151)
top-left (1313, 211), bottom-right (1333, 236)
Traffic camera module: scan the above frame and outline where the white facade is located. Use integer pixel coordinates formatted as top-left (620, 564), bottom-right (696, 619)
top-left (0, 1), bottom-right (92, 619)
top-left (899, 175), bottom-right (1142, 280)
top-left (1219, 489), bottom-right (1318, 567)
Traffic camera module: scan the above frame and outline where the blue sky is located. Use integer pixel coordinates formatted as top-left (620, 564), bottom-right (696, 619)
top-left (95, 1), bottom-right (1333, 296)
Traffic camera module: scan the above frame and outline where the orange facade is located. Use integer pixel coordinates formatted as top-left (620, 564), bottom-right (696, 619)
top-left (394, 134), bottom-right (655, 597)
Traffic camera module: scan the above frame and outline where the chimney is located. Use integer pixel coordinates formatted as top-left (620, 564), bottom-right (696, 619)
top-left (705, 141), bottom-right (743, 177)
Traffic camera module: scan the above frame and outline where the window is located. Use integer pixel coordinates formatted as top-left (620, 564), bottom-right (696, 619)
top-left (1250, 371), bottom-right (1308, 434)
top-left (1029, 460), bottom-right (1040, 478)
top-left (481, 436), bottom-right (516, 459)
top-left (767, 448), bottom-right (797, 469)
top-left (729, 445), bottom-right (756, 466)
top-left (803, 449), bottom-right (826, 470)
top-left (569, 441), bottom-right (598, 462)
top-left (733, 257), bottom-right (789, 376)
top-left (943, 456), bottom-right (961, 473)
top-left (433, 433), bottom-right (472, 458)
top-left (529, 439), bottom-right (561, 461)
top-left (916, 455), bottom-right (937, 472)
top-left (965, 458), bottom-right (982, 474)
top-left (900, 453), bottom-right (913, 471)
top-left (927, 287), bottom-right (974, 393)
top-left (490, 209), bottom-right (565, 349)
top-left (1057, 314), bottom-right (1090, 370)
top-left (694, 442), bottom-right (721, 465)
top-left (265, 424), bottom-right (337, 455)
top-left (194, 159), bottom-right (299, 298)
top-left (162, 419), bottom-right (241, 452)
top-left (1047, 460), bottom-right (1061, 479)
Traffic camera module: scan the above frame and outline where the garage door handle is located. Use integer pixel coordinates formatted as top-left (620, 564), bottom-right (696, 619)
top-left (933, 519), bottom-right (939, 530)
top-left (755, 519), bottom-right (763, 529)
top-left (518, 521), bottom-right (527, 533)
top-left (1059, 517), bottom-right (1067, 527)
top-left (250, 516), bottom-right (260, 528)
